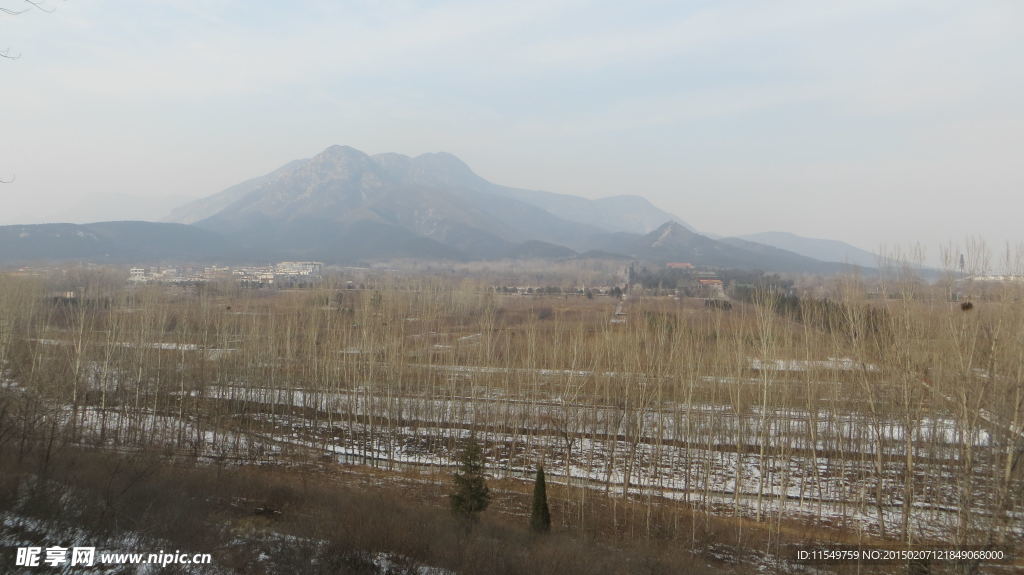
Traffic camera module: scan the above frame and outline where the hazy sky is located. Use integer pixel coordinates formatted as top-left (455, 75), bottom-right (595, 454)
top-left (2, 0), bottom-right (1022, 257)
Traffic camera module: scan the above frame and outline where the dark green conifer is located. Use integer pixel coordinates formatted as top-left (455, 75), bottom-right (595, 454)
top-left (530, 466), bottom-right (551, 533)
top-left (450, 436), bottom-right (490, 521)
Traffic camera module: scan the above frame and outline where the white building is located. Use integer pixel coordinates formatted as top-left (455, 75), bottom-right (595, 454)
top-left (128, 268), bottom-right (148, 282)
top-left (274, 261), bottom-right (323, 277)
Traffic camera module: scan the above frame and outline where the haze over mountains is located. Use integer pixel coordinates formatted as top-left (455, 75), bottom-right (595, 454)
top-left (731, 232), bottom-right (884, 269)
top-left (0, 145), bottom-right (877, 272)
top-left (166, 147), bottom-right (690, 236)
top-left (0, 222), bottom-right (237, 264)
top-left (164, 145), bottom-right (694, 262)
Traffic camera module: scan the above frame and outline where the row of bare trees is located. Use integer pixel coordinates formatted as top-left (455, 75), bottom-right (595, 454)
top-left (0, 261), bottom-right (1021, 557)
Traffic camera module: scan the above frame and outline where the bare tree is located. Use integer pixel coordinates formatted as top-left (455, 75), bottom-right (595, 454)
top-left (3, 1), bottom-right (63, 181)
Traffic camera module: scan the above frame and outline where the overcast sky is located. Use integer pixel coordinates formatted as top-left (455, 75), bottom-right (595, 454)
top-left (2, 0), bottom-right (1022, 258)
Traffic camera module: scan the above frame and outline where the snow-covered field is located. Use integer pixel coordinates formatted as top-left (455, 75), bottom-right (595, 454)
top-left (55, 372), bottom-right (1019, 544)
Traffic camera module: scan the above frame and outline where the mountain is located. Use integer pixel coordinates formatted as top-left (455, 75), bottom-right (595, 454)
top-left (502, 240), bottom-right (578, 260)
top-left (167, 144), bottom-right (688, 251)
top-left (177, 146), bottom-right (609, 261)
top-left (0, 146), bottom-right (866, 272)
top-left (163, 160), bottom-right (306, 225)
top-left (152, 145), bottom-right (857, 271)
top-left (733, 232), bottom-right (881, 268)
top-left (0, 221), bottom-right (236, 264)
top-left (480, 187), bottom-right (691, 233)
top-left (593, 222), bottom-right (853, 273)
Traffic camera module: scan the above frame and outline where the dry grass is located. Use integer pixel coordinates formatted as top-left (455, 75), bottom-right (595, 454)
top-left (1, 266), bottom-right (1022, 573)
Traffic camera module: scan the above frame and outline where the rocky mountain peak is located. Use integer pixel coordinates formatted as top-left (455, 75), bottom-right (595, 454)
top-left (649, 221), bottom-right (695, 247)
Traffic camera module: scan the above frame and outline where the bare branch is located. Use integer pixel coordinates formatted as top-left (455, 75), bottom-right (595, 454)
top-left (1, 0), bottom-right (61, 17)
top-left (23, 0), bottom-right (56, 14)
top-left (2, 1), bottom-right (63, 59)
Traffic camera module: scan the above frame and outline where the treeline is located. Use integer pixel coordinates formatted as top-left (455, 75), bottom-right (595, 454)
top-left (632, 267), bottom-right (792, 293)
top-left (493, 286), bottom-right (615, 298)
top-left (494, 286), bottom-right (584, 295)
top-left (731, 285), bottom-right (890, 339)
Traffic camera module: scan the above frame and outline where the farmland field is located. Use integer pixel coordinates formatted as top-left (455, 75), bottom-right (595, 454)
top-left (1, 270), bottom-right (1022, 573)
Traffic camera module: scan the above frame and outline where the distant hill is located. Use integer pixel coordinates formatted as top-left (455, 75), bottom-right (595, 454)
top-left (733, 232), bottom-right (881, 268)
top-left (0, 221), bottom-right (236, 264)
top-left (167, 148), bottom-right (689, 235)
top-left (592, 222), bottom-right (853, 273)
top-left (0, 146), bottom-right (869, 273)
top-left (502, 240), bottom-right (578, 260)
top-left (153, 146), bottom-right (864, 271)
top-left (173, 146), bottom-right (613, 261)
top-left (481, 187), bottom-right (691, 234)
top-left (166, 146), bottom-right (688, 260)
top-left (163, 160), bottom-right (307, 225)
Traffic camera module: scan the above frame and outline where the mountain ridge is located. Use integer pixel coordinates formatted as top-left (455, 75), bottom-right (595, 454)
top-left (0, 146), bottom-right (874, 273)
top-left (591, 222), bottom-right (854, 273)
top-left (732, 231), bottom-right (882, 268)
top-left (188, 146), bottom-right (605, 260)
top-left (0, 221), bottom-right (237, 264)
top-left (166, 146), bottom-right (689, 235)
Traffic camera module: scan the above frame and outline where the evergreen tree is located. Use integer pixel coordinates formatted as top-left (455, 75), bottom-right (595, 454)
top-left (529, 466), bottom-right (551, 533)
top-left (450, 436), bottom-right (490, 521)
